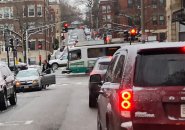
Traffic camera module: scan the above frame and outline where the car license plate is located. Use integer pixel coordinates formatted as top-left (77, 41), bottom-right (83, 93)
top-left (24, 86), bottom-right (29, 89)
top-left (181, 104), bottom-right (185, 117)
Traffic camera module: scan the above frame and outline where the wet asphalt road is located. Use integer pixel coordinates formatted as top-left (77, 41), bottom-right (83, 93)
top-left (0, 73), bottom-right (97, 130)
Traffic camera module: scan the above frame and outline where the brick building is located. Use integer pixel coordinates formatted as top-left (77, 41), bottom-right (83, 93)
top-left (98, 0), bottom-right (166, 41)
top-left (98, 0), bottom-right (115, 36)
top-left (49, 1), bottom-right (62, 46)
top-left (166, 0), bottom-right (185, 41)
top-left (0, 0), bottom-right (56, 64)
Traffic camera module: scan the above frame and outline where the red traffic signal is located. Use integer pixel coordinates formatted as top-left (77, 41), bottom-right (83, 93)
top-left (130, 28), bottom-right (137, 36)
top-left (38, 43), bottom-right (42, 49)
top-left (64, 23), bottom-right (68, 27)
top-left (63, 23), bottom-right (68, 32)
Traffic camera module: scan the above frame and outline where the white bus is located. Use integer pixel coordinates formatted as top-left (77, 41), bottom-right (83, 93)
top-left (66, 43), bottom-right (127, 73)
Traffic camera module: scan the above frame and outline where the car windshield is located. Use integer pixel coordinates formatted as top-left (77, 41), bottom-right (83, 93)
top-left (16, 70), bottom-right (38, 78)
top-left (134, 54), bottom-right (185, 86)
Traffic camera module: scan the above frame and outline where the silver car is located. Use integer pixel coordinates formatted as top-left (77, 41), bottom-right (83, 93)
top-left (15, 68), bottom-right (55, 92)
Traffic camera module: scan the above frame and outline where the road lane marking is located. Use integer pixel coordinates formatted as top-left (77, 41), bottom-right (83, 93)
top-left (25, 120), bottom-right (33, 125)
top-left (76, 82), bottom-right (82, 85)
top-left (62, 84), bottom-right (69, 86)
top-left (0, 120), bottom-right (33, 126)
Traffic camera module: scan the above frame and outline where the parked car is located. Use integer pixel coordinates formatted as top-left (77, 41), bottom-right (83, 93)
top-left (97, 42), bottom-right (185, 130)
top-left (9, 62), bottom-right (28, 71)
top-left (15, 68), bottom-right (56, 92)
top-left (89, 56), bottom-right (111, 108)
top-left (0, 63), bottom-right (17, 110)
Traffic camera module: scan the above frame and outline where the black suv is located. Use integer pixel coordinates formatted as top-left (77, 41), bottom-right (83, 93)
top-left (0, 63), bottom-right (17, 110)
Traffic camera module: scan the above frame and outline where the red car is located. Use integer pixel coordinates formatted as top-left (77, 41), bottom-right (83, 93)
top-left (97, 42), bottom-right (185, 130)
top-left (89, 56), bottom-right (111, 108)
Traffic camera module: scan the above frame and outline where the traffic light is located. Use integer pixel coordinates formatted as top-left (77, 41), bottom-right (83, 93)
top-left (129, 28), bottom-right (137, 37)
top-left (38, 42), bottom-right (42, 50)
top-left (9, 38), bottom-right (13, 47)
top-left (63, 23), bottom-right (68, 32)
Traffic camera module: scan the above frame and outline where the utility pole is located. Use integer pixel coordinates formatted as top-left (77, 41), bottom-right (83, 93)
top-left (141, 0), bottom-right (145, 43)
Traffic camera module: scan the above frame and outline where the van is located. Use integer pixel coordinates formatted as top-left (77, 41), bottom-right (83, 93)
top-left (66, 43), bottom-right (126, 73)
top-left (97, 42), bottom-right (185, 130)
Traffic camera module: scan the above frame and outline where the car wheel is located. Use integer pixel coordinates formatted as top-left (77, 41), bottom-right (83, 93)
top-left (0, 92), bottom-right (8, 110)
top-left (42, 85), bottom-right (46, 89)
top-left (37, 83), bottom-right (42, 91)
top-left (9, 89), bottom-right (17, 105)
top-left (52, 63), bottom-right (59, 70)
top-left (97, 112), bottom-right (102, 130)
top-left (89, 94), bottom-right (96, 108)
top-left (107, 116), bottom-right (114, 130)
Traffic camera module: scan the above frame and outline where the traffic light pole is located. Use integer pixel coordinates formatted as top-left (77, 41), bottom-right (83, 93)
top-left (6, 48), bottom-right (10, 67)
top-left (13, 47), bottom-right (16, 75)
top-left (130, 35), bottom-right (132, 45)
top-left (141, 0), bottom-right (145, 43)
top-left (25, 30), bottom-right (29, 65)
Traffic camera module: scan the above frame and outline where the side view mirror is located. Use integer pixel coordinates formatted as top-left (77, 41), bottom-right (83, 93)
top-left (3, 75), bottom-right (7, 80)
top-left (90, 74), bottom-right (102, 83)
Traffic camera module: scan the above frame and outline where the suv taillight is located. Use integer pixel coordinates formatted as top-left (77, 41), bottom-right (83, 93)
top-left (119, 89), bottom-right (133, 111)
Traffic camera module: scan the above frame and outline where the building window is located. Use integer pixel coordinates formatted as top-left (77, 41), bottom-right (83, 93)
top-left (107, 5), bottom-right (111, 13)
top-left (152, 15), bottom-right (158, 25)
top-left (102, 15), bottom-right (106, 21)
top-left (107, 15), bottom-right (111, 22)
top-left (128, 0), bottom-right (133, 7)
top-left (159, 15), bottom-right (165, 25)
top-left (159, 0), bottom-right (165, 6)
top-left (37, 5), bottom-right (42, 17)
top-left (29, 41), bottom-right (36, 50)
top-left (135, 0), bottom-right (141, 7)
top-left (0, 7), bottom-right (13, 19)
top-left (102, 6), bottom-right (106, 13)
top-left (28, 5), bottom-right (35, 17)
top-left (23, 6), bottom-right (26, 17)
top-left (4, 7), bottom-right (11, 19)
top-left (0, 9), bottom-right (3, 19)
top-left (152, 0), bottom-right (157, 8)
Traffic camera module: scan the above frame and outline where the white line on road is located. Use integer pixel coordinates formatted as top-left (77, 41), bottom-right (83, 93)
top-left (25, 120), bottom-right (33, 125)
top-left (62, 84), bottom-right (69, 86)
top-left (0, 120), bottom-right (33, 126)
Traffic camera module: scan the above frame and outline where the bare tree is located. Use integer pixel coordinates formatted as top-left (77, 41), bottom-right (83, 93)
top-left (60, 1), bottom-right (83, 23)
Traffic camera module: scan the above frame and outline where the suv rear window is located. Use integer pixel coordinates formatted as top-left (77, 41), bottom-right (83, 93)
top-left (134, 54), bottom-right (185, 86)
top-left (98, 62), bottom-right (110, 70)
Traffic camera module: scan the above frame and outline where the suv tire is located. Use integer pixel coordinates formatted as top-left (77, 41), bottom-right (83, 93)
top-left (9, 89), bottom-right (17, 105)
top-left (97, 112), bottom-right (102, 130)
top-left (52, 63), bottom-right (59, 70)
top-left (0, 92), bottom-right (8, 110)
top-left (89, 94), bottom-right (96, 108)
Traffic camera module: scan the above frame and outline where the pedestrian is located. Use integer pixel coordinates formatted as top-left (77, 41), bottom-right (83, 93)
top-left (42, 60), bottom-right (51, 74)
top-left (74, 40), bottom-right (78, 46)
top-left (48, 53), bottom-right (51, 62)
top-left (28, 58), bottom-right (31, 65)
top-left (19, 58), bottom-right (22, 62)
